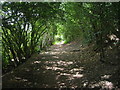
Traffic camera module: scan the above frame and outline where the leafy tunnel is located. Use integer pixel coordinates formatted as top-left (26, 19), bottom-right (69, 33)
top-left (1, 2), bottom-right (120, 89)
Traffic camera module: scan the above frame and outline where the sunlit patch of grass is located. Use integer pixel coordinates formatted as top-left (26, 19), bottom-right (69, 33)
top-left (53, 34), bottom-right (67, 45)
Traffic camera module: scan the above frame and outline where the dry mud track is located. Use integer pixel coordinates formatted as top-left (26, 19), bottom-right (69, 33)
top-left (2, 41), bottom-right (119, 89)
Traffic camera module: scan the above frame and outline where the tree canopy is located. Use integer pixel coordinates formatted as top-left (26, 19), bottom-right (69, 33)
top-left (2, 2), bottom-right (120, 73)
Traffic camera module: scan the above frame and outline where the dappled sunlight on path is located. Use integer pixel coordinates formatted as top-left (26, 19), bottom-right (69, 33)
top-left (2, 41), bottom-right (119, 89)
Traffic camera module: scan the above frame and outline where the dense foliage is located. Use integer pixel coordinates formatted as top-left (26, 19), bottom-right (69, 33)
top-left (2, 2), bottom-right (120, 73)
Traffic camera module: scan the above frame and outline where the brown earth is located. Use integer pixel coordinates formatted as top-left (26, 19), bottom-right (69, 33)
top-left (2, 41), bottom-right (120, 89)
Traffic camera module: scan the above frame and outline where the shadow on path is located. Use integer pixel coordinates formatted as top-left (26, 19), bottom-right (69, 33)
top-left (2, 41), bottom-right (120, 89)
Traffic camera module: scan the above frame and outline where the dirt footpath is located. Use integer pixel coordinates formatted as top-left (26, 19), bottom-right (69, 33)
top-left (2, 41), bottom-right (119, 89)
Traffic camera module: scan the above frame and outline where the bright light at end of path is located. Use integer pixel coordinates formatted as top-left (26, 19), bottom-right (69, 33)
top-left (56, 41), bottom-right (65, 45)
